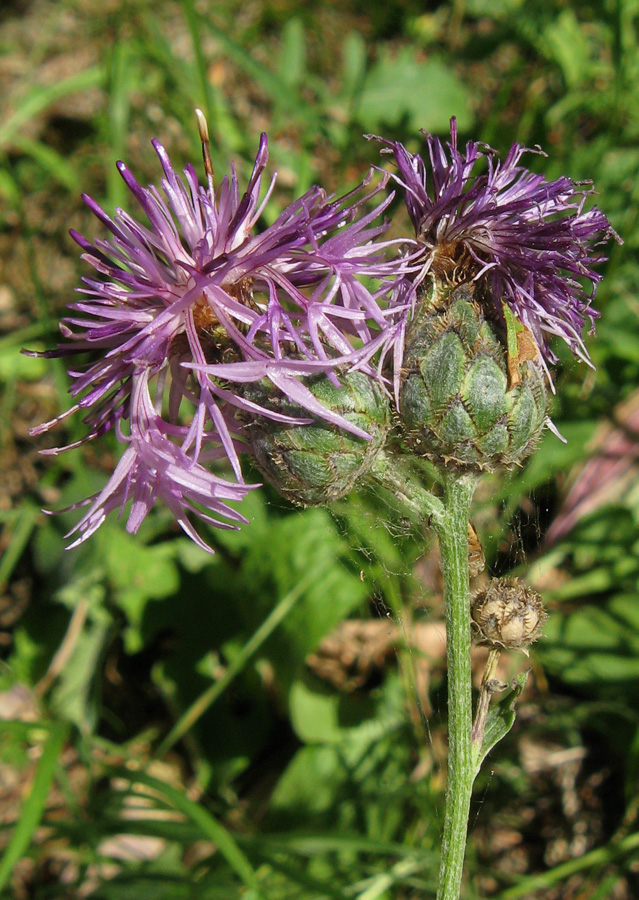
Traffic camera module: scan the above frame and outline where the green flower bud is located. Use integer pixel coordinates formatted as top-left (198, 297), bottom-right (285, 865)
top-left (242, 371), bottom-right (391, 506)
top-left (398, 281), bottom-right (548, 472)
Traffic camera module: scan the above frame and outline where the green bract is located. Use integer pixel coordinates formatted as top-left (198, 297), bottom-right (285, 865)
top-left (243, 371), bottom-right (391, 506)
top-left (398, 281), bottom-right (548, 472)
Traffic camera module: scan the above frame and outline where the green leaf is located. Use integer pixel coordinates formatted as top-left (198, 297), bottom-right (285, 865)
top-left (50, 615), bottom-right (110, 729)
top-left (107, 768), bottom-right (265, 897)
top-left (0, 344), bottom-right (47, 382)
top-left (269, 744), bottom-right (350, 817)
top-left (0, 168), bottom-right (20, 207)
top-left (0, 66), bottom-right (105, 149)
top-left (473, 670), bottom-right (529, 773)
top-left (210, 487), bottom-right (271, 554)
top-left (512, 420), bottom-right (599, 494)
top-left (268, 685), bottom-right (411, 839)
top-left (0, 504), bottom-right (40, 588)
top-left (208, 505), bottom-right (369, 689)
top-left (289, 675), bottom-right (400, 744)
top-left (0, 722), bottom-right (70, 892)
top-left (208, 25), bottom-right (301, 114)
top-left (155, 571), bottom-right (311, 757)
top-left (597, 298), bottom-right (639, 363)
top-left (355, 47), bottom-right (473, 133)
top-left (105, 532), bottom-right (180, 652)
top-left (542, 10), bottom-right (590, 89)
top-left (106, 40), bottom-right (136, 210)
top-left (279, 18), bottom-right (306, 87)
top-left (9, 135), bottom-right (80, 193)
top-left (341, 32), bottom-right (367, 99)
top-left (541, 594), bottom-right (639, 690)
top-left (246, 509), bottom-right (368, 684)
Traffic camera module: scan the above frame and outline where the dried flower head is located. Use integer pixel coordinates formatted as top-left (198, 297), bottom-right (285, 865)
top-left (28, 115), bottom-right (404, 551)
top-left (471, 578), bottom-right (547, 651)
top-left (373, 119), bottom-right (620, 377)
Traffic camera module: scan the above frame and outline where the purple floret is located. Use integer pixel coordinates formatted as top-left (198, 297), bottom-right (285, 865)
top-left (374, 118), bottom-right (620, 373)
top-left (56, 373), bottom-right (255, 554)
top-left (29, 130), bottom-right (405, 549)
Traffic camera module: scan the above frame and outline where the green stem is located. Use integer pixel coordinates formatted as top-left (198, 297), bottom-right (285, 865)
top-left (472, 647), bottom-right (502, 749)
top-left (434, 471), bottom-right (479, 900)
top-left (369, 451), bottom-right (445, 528)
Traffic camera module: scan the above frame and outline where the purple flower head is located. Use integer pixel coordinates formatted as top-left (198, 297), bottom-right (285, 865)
top-left (28, 117), bottom-right (405, 550)
top-left (373, 118), bottom-right (620, 372)
top-left (55, 372), bottom-right (255, 555)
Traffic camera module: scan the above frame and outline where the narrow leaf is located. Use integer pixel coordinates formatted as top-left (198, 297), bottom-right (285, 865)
top-left (473, 670), bottom-right (529, 773)
top-left (0, 722), bottom-right (69, 891)
top-left (108, 768), bottom-right (264, 896)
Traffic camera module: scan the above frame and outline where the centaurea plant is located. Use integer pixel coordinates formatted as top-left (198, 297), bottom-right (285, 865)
top-left (29, 111), bottom-right (404, 551)
top-left (29, 114), bottom-right (618, 899)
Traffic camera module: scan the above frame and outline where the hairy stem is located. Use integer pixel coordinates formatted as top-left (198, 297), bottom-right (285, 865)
top-left (434, 471), bottom-right (479, 900)
top-left (369, 451), bottom-right (445, 527)
top-left (472, 647), bottom-right (503, 748)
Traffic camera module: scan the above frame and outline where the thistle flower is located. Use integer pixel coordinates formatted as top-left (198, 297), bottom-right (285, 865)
top-left (28, 114), bottom-right (404, 549)
top-left (398, 280), bottom-right (547, 472)
top-left (58, 371), bottom-right (255, 555)
top-left (242, 369), bottom-right (391, 506)
top-left (374, 118), bottom-right (619, 375)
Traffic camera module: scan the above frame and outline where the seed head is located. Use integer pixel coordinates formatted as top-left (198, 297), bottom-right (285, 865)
top-left (471, 578), bottom-right (547, 652)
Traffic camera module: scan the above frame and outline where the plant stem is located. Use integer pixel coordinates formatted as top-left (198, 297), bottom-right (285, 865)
top-left (434, 471), bottom-right (479, 900)
top-left (369, 451), bottom-right (445, 528)
top-left (472, 648), bottom-right (502, 748)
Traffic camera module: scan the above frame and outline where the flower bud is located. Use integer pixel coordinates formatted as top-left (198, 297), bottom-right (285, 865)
top-left (242, 371), bottom-right (391, 506)
top-left (471, 578), bottom-right (547, 651)
top-left (398, 280), bottom-right (548, 472)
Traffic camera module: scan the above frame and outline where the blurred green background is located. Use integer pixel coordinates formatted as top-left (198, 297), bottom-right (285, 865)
top-left (1, 0), bottom-right (639, 897)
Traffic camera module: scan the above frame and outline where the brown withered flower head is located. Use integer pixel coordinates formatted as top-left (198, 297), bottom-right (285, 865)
top-left (471, 577), bottom-right (547, 652)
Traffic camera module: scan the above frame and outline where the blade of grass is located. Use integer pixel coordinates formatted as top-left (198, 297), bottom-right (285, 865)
top-left (106, 41), bottom-right (134, 211)
top-left (246, 833), bottom-right (437, 860)
top-left (353, 857), bottom-right (427, 900)
top-left (0, 165), bottom-right (21, 208)
top-left (0, 67), bottom-right (105, 149)
top-left (109, 768), bottom-right (264, 896)
top-left (20, 212), bottom-right (70, 406)
top-left (278, 18), bottom-right (306, 88)
top-left (210, 26), bottom-right (305, 116)
top-left (588, 871), bottom-right (628, 900)
top-left (495, 831), bottom-right (639, 899)
top-left (179, 0), bottom-right (240, 152)
top-left (46, 815), bottom-right (203, 844)
top-left (0, 721), bottom-right (70, 892)
top-left (0, 503), bottom-right (40, 588)
top-left (0, 323), bottom-right (53, 350)
top-left (225, 848), bottom-right (349, 900)
top-left (7, 136), bottom-right (79, 193)
top-left (155, 570), bottom-right (313, 757)
top-left (138, 13), bottom-right (241, 157)
top-left (180, 0), bottom-right (215, 123)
